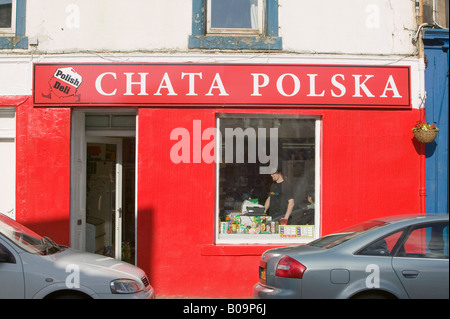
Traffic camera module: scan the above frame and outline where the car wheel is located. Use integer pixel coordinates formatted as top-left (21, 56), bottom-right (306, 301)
top-left (352, 291), bottom-right (396, 299)
top-left (45, 291), bottom-right (91, 299)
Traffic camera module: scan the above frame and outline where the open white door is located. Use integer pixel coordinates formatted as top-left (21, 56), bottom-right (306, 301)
top-left (86, 137), bottom-right (123, 259)
top-left (70, 111), bottom-right (86, 251)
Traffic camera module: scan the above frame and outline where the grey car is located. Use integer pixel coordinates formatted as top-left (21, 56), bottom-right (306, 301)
top-left (0, 212), bottom-right (154, 299)
top-left (254, 214), bottom-right (448, 299)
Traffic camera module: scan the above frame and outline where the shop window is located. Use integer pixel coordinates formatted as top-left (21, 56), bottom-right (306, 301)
top-left (189, 0), bottom-right (282, 50)
top-left (216, 114), bottom-right (320, 244)
top-left (0, 0), bottom-right (27, 49)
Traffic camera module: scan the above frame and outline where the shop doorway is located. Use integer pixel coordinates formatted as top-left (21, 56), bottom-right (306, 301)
top-left (71, 111), bottom-right (136, 264)
top-left (86, 137), bottom-right (123, 259)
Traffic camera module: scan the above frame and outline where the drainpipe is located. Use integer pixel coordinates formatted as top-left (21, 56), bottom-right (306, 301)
top-left (417, 0), bottom-right (427, 215)
top-left (419, 106), bottom-right (427, 215)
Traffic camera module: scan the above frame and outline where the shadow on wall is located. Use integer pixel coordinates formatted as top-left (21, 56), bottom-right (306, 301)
top-left (411, 136), bottom-right (437, 158)
top-left (11, 217), bottom-right (70, 247)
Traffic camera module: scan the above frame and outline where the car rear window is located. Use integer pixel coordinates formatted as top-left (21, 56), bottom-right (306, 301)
top-left (307, 220), bottom-right (388, 249)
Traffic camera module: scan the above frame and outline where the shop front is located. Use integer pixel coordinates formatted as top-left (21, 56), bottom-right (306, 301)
top-left (14, 59), bottom-right (422, 297)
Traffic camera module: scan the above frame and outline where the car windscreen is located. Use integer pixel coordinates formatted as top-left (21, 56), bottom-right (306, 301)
top-left (0, 213), bottom-right (63, 255)
top-left (307, 220), bottom-right (388, 249)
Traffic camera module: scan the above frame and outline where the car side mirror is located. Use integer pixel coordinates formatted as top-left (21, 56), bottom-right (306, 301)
top-left (0, 252), bottom-right (8, 262)
top-left (0, 247), bottom-right (15, 263)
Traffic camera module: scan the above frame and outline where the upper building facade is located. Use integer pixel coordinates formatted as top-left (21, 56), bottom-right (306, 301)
top-left (1, 0), bottom-right (422, 54)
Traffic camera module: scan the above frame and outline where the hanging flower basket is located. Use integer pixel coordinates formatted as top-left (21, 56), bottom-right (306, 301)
top-left (412, 121), bottom-right (438, 144)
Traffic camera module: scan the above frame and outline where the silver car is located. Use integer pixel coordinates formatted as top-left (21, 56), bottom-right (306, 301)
top-left (254, 214), bottom-right (448, 299)
top-left (0, 213), bottom-right (154, 299)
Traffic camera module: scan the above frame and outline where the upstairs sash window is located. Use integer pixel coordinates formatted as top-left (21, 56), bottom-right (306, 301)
top-left (0, 0), bottom-right (15, 34)
top-left (207, 0), bottom-right (264, 35)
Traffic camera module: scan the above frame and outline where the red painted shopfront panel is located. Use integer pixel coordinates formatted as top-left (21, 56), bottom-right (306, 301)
top-left (137, 108), bottom-right (219, 296)
top-left (136, 107), bottom-right (422, 298)
top-left (15, 100), bottom-right (71, 245)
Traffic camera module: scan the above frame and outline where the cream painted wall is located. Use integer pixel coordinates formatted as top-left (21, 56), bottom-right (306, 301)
top-left (25, 0), bottom-right (192, 52)
top-left (279, 0), bottom-right (417, 55)
top-left (22, 0), bottom-right (417, 55)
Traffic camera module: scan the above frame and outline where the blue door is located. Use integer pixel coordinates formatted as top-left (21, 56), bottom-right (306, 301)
top-left (424, 29), bottom-right (449, 214)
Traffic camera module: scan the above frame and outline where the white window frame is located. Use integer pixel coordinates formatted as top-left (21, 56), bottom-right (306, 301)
top-left (215, 114), bottom-right (322, 245)
top-left (0, 108), bottom-right (16, 220)
top-left (0, 0), bottom-right (16, 35)
top-left (207, 0), bottom-right (265, 35)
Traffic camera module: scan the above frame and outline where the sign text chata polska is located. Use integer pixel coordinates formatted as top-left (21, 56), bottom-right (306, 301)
top-left (34, 63), bottom-right (411, 108)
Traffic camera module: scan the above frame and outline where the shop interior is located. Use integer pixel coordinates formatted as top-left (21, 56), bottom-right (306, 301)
top-left (85, 138), bottom-right (136, 263)
top-left (84, 113), bottom-right (136, 263)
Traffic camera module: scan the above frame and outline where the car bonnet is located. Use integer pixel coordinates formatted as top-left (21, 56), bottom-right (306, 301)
top-left (42, 248), bottom-right (145, 282)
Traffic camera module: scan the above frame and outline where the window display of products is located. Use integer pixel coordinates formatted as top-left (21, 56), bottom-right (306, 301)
top-left (220, 214), bottom-right (278, 235)
top-left (219, 213), bottom-right (315, 239)
top-left (279, 225), bottom-right (314, 238)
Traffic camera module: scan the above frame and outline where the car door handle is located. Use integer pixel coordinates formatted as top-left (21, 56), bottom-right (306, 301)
top-left (402, 270), bottom-right (419, 278)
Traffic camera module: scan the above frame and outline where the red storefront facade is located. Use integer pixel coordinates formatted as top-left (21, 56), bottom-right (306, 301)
top-left (6, 61), bottom-right (424, 297)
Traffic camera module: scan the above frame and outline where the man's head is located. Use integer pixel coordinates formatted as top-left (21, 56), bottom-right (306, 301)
top-left (269, 167), bottom-right (283, 182)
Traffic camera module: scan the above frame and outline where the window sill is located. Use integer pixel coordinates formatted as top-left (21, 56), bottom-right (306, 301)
top-left (189, 35), bottom-right (282, 50)
top-left (0, 36), bottom-right (28, 49)
top-left (200, 244), bottom-right (285, 256)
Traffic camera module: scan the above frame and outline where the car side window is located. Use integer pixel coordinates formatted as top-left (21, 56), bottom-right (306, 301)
top-left (0, 242), bottom-right (16, 263)
top-left (396, 222), bottom-right (448, 259)
top-left (358, 231), bottom-right (403, 256)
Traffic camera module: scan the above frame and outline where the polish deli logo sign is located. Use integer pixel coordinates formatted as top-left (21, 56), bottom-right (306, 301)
top-left (41, 67), bottom-right (83, 100)
top-left (33, 63), bottom-right (410, 108)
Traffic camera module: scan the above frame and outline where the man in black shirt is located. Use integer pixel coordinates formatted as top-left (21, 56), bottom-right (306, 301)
top-left (264, 168), bottom-right (294, 224)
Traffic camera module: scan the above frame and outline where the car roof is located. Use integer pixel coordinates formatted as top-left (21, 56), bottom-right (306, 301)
top-left (370, 213), bottom-right (448, 225)
top-left (319, 214), bottom-right (449, 253)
